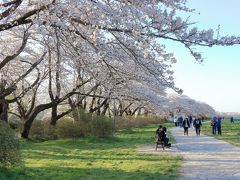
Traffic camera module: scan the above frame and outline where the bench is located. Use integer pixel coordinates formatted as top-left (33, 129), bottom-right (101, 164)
top-left (155, 136), bottom-right (165, 150)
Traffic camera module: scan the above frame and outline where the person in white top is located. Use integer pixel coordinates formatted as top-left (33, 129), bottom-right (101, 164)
top-left (174, 117), bottom-right (178, 126)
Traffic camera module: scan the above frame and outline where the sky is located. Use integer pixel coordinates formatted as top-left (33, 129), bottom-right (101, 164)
top-left (167, 0), bottom-right (240, 113)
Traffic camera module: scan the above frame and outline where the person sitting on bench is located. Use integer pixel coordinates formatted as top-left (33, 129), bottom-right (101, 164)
top-left (156, 126), bottom-right (171, 147)
top-left (155, 125), bottom-right (163, 135)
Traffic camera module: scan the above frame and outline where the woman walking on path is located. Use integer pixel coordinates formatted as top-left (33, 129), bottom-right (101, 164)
top-left (193, 118), bottom-right (202, 136)
top-left (183, 118), bottom-right (190, 136)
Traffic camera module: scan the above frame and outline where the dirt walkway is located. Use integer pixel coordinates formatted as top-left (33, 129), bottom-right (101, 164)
top-left (139, 127), bottom-right (240, 180)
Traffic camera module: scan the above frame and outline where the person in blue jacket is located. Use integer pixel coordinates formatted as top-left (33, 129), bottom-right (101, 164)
top-left (211, 116), bottom-right (217, 135)
top-left (217, 116), bottom-right (222, 135)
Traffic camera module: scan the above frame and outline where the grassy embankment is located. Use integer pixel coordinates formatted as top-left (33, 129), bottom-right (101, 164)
top-left (0, 123), bottom-right (181, 180)
top-left (201, 119), bottom-right (240, 147)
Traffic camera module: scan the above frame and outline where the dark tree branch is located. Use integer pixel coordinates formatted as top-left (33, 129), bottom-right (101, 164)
top-left (1, 52), bottom-right (46, 98)
top-left (0, 0), bottom-right (56, 31)
top-left (0, 30), bottom-right (29, 70)
top-left (0, 0), bottom-right (22, 20)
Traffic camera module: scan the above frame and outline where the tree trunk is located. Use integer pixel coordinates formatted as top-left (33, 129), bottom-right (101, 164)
top-left (137, 108), bottom-right (142, 116)
top-left (83, 97), bottom-right (87, 110)
top-left (130, 107), bottom-right (141, 116)
top-left (101, 102), bottom-right (109, 115)
top-left (69, 98), bottom-right (80, 121)
top-left (96, 97), bottom-right (101, 115)
top-left (50, 104), bottom-right (58, 125)
top-left (21, 103), bottom-right (53, 139)
top-left (89, 96), bottom-right (96, 113)
top-left (21, 79), bottom-right (93, 139)
top-left (0, 98), bottom-right (8, 122)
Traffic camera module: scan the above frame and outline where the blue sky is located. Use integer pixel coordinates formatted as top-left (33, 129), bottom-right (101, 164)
top-left (167, 0), bottom-right (240, 113)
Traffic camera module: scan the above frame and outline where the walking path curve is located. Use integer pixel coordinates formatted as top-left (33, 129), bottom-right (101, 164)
top-left (139, 127), bottom-right (240, 180)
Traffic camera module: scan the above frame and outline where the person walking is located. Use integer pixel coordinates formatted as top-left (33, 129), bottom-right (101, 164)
top-left (178, 116), bottom-right (183, 128)
top-left (174, 116), bottom-right (178, 127)
top-left (230, 116), bottom-right (234, 123)
top-left (193, 118), bottom-right (202, 136)
top-left (188, 115), bottom-right (193, 127)
top-left (217, 116), bottom-right (222, 135)
top-left (183, 117), bottom-right (190, 136)
top-left (211, 116), bottom-right (217, 135)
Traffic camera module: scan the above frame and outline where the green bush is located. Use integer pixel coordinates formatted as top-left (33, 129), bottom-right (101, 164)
top-left (0, 121), bottom-right (21, 167)
top-left (56, 118), bottom-right (83, 138)
top-left (77, 110), bottom-right (93, 136)
top-left (29, 120), bottom-right (45, 137)
top-left (91, 115), bottom-right (113, 137)
top-left (116, 115), bottom-right (165, 130)
top-left (28, 108), bottom-right (165, 140)
top-left (29, 119), bottom-right (58, 140)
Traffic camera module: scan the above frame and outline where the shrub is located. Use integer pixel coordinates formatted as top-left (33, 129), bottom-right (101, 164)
top-left (29, 120), bottom-right (45, 137)
top-left (77, 110), bottom-right (93, 136)
top-left (116, 115), bottom-right (165, 130)
top-left (56, 110), bottom-right (113, 138)
top-left (91, 115), bottom-right (113, 137)
top-left (29, 119), bottom-right (58, 140)
top-left (28, 108), bottom-right (165, 140)
top-left (56, 118), bottom-right (83, 138)
top-left (0, 121), bottom-right (21, 167)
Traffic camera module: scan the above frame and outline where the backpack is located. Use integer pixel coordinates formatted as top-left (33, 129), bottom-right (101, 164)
top-left (210, 120), bottom-right (215, 126)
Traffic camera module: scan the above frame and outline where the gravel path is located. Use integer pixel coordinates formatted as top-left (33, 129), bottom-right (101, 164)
top-left (139, 127), bottom-right (240, 180)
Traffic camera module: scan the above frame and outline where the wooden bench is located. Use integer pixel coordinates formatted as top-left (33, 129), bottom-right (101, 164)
top-left (155, 136), bottom-right (165, 150)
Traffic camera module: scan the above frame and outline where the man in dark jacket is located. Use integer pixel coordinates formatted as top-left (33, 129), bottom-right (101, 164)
top-left (193, 118), bottom-right (202, 136)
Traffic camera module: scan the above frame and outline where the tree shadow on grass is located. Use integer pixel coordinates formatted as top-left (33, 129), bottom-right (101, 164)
top-left (0, 165), bottom-right (177, 180)
top-left (21, 128), bottom-right (156, 154)
top-left (21, 149), bottom-right (179, 162)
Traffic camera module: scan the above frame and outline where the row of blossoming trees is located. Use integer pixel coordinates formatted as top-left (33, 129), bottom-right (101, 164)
top-left (0, 0), bottom-right (238, 138)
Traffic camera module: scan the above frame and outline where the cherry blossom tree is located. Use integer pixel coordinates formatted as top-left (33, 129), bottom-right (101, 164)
top-left (167, 94), bottom-right (215, 117)
top-left (1, 0), bottom-right (239, 137)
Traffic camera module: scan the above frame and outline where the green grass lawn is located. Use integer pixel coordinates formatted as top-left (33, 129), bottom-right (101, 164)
top-left (201, 119), bottom-right (240, 147)
top-left (0, 123), bottom-right (181, 180)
